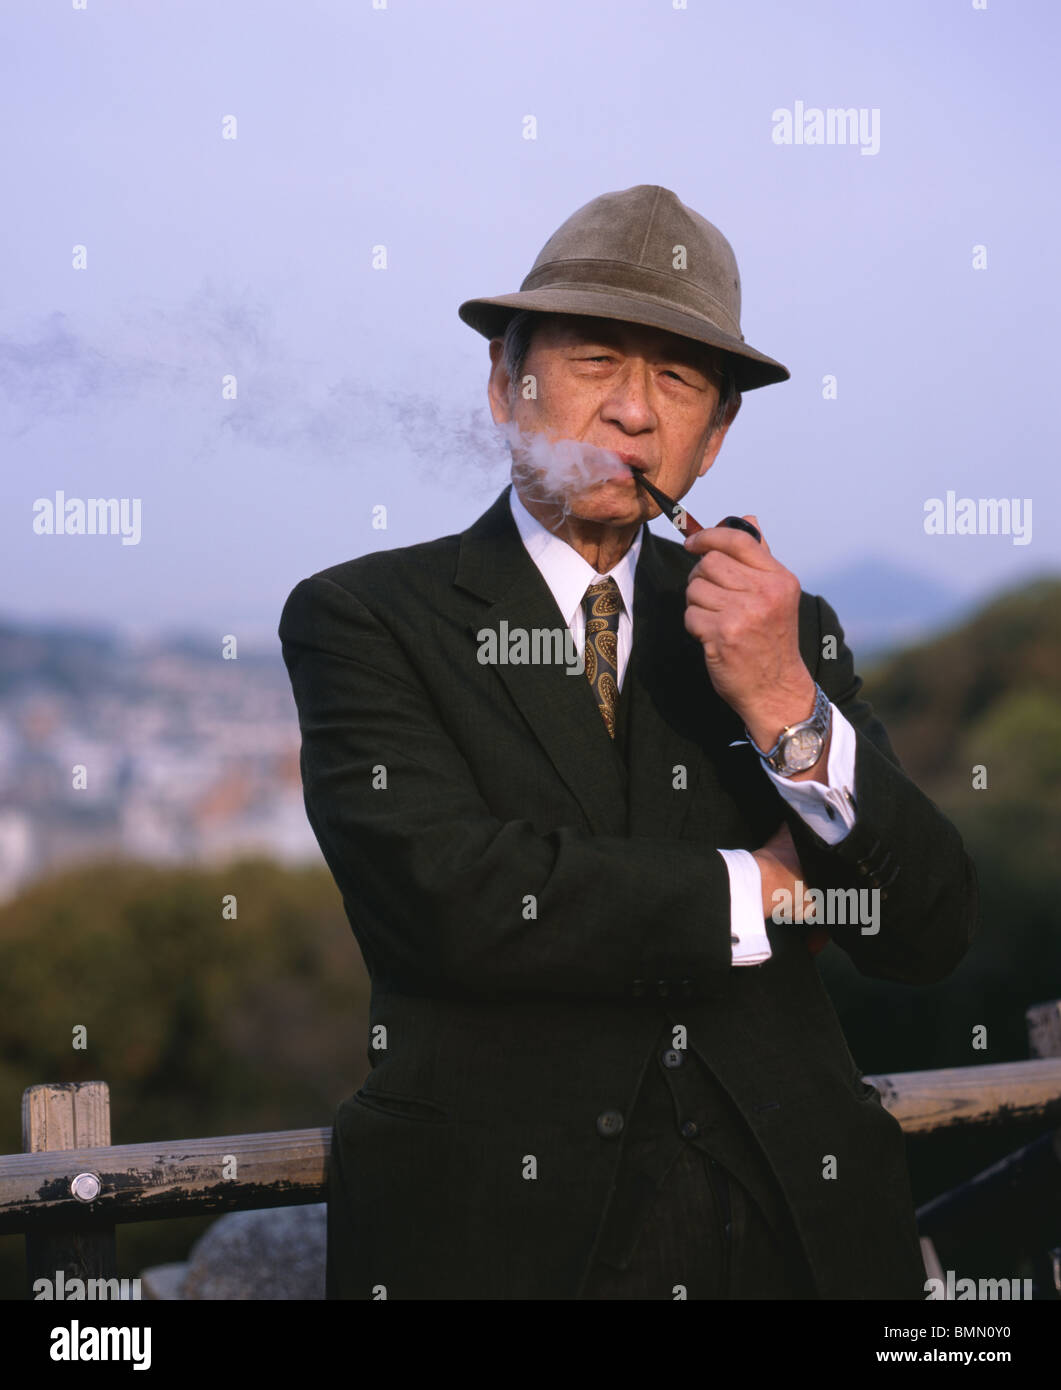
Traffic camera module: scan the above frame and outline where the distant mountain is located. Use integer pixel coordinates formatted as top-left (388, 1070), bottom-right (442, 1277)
top-left (812, 573), bottom-right (1061, 1093)
top-left (0, 619), bottom-right (123, 697)
top-left (857, 574), bottom-right (1061, 789)
top-left (0, 617), bottom-right (284, 698)
top-left (800, 556), bottom-right (972, 658)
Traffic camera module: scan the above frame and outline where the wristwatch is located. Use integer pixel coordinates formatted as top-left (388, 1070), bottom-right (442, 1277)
top-left (745, 683), bottom-right (832, 776)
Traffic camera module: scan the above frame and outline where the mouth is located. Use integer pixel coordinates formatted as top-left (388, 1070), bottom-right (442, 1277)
top-left (611, 452), bottom-right (652, 484)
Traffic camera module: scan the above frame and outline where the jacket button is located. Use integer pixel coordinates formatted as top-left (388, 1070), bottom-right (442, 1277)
top-left (858, 863), bottom-right (870, 875)
top-left (680, 1120), bottom-right (699, 1140)
top-left (596, 1110), bottom-right (624, 1139)
top-left (631, 979), bottom-right (645, 998)
top-left (656, 979), bottom-right (669, 997)
top-left (680, 978), bottom-right (693, 997)
top-left (662, 1049), bottom-right (684, 1069)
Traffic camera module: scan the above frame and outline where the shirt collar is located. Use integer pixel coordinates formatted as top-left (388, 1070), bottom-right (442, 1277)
top-left (508, 484), bottom-right (641, 626)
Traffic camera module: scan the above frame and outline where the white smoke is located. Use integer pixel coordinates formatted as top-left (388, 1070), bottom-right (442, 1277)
top-left (496, 421), bottom-right (631, 511)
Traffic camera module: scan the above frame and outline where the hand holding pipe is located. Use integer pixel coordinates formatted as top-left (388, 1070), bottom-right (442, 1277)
top-left (634, 467), bottom-right (834, 956)
top-left (632, 469), bottom-right (829, 954)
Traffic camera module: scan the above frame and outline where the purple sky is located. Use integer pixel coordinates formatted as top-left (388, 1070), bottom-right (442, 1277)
top-left (2, 0), bottom-right (1057, 647)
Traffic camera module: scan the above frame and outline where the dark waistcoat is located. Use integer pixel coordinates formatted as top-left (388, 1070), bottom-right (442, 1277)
top-left (589, 675), bottom-right (807, 1277)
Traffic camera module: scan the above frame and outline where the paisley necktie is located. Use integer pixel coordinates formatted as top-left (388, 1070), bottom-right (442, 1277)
top-left (581, 577), bottom-right (622, 738)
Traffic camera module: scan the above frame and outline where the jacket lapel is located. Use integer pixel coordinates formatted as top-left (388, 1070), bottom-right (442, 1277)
top-left (453, 486), bottom-right (745, 842)
top-left (454, 487), bottom-right (628, 835)
top-left (622, 532), bottom-right (744, 841)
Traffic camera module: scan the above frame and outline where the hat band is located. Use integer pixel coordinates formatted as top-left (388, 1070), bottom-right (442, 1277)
top-left (519, 258), bottom-right (741, 339)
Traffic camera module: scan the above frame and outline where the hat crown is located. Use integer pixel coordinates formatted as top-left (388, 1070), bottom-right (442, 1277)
top-left (522, 185), bottom-right (743, 340)
top-left (457, 183), bottom-right (790, 391)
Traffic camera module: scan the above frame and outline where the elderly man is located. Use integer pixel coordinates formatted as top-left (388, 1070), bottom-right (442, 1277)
top-left (279, 184), bottom-right (978, 1301)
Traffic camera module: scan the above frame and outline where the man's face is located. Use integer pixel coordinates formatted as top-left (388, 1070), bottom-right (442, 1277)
top-left (488, 314), bottom-right (739, 528)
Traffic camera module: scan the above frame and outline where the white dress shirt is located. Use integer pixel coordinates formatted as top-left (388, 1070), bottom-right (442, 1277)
top-left (508, 486), bottom-right (859, 966)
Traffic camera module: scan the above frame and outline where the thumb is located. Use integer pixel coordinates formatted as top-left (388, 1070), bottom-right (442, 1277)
top-left (744, 514), bottom-right (770, 554)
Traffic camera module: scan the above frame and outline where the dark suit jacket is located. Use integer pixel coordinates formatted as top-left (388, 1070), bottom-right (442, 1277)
top-left (278, 484), bottom-right (979, 1300)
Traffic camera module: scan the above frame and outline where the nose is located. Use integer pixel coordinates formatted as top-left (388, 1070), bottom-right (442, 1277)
top-left (601, 361), bottom-right (657, 434)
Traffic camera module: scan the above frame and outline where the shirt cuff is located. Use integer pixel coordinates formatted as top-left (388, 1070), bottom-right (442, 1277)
top-left (717, 849), bottom-right (772, 966)
top-left (760, 703), bottom-right (857, 846)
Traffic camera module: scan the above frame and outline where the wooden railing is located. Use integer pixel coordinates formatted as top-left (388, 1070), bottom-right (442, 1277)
top-left (4, 1001), bottom-right (1061, 1296)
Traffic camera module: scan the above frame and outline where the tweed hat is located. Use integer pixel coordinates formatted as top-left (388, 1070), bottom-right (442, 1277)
top-left (459, 184), bottom-right (789, 392)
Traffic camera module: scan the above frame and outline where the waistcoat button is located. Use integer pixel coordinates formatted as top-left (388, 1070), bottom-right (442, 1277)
top-left (596, 1110), bottom-right (624, 1139)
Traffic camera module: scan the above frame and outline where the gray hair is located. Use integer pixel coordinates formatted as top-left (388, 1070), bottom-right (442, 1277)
top-left (500, 309), bottom-right (741, 436)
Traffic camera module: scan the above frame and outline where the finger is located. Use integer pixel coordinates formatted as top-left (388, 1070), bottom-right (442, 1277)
top-left (743, 515), bottom-right (772, 556)
top-left (766, 824), bottom-right (799, 859)
top-left (686, 571), bottom-right (761, 618)
top-left (687, 549), bottom-right (752, 593)
top-left (683, 577), bottom-right (731, 617)
top-left (761, 824), bottom-right (792, 852)
top-left (683, 523), bottom-right (773, 568)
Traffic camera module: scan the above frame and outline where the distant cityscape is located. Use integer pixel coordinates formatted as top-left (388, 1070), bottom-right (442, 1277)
top-left (0, 620), bottom-right (319, 903)
top-left (0, 560), bottom-right (1023, 904)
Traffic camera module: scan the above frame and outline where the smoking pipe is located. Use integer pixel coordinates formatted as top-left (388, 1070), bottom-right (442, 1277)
top-left (629, 469), bottom-right (761, 544)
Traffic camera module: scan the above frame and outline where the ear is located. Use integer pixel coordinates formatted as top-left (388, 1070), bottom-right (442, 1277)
top-left (487, 338), bottom-right (513, 424)
top-left (696, 406), bottom-right (738, 477)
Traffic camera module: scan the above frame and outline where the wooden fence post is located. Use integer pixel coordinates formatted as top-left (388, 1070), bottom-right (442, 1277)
top-left (1026, 1000), bottom-right (1061, 1298)
top-left (1027, 1001), bottom-right (1061, 1061)
top-left (22, 1081), bottom-right (117, 1299)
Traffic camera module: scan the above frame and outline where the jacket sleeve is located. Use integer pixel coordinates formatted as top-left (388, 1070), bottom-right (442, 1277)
top-left (280, 572), bottom-right (738, 1002)
top-left (782, 592), bottom-right (980, 985)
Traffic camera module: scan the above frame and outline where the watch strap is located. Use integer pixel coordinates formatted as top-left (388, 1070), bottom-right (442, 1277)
top-left (746, 683), bottom-right (831, 773)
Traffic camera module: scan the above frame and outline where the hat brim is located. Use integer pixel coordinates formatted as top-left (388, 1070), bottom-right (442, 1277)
top-left (458, 287), bottom-right (789, 392)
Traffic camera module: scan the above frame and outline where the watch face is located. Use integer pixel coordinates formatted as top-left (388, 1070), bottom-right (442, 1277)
top-left (780, 728), bottom-right (823, 773)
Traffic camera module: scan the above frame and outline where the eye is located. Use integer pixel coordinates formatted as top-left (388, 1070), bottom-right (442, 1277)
top-left (663, 368), bottom-right (709, 389)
